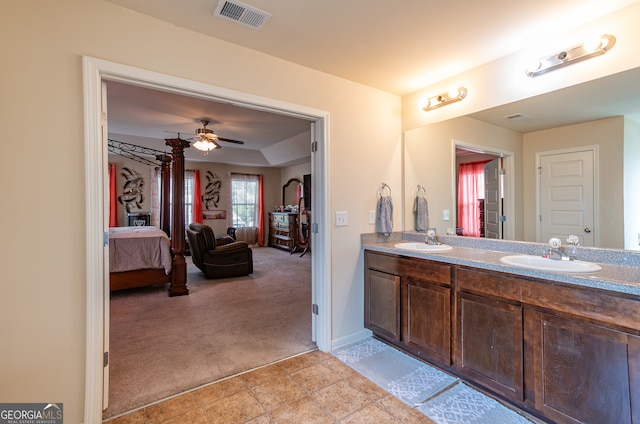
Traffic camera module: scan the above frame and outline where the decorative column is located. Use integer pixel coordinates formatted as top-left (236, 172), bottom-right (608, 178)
top-left (157, 154), bottom-right (172, 237)
top-left (165, 138), bottom-right (190, 296)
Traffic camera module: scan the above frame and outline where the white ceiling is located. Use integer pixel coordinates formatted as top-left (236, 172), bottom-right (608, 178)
top-left (107, 0), bottom-right (638, 95)
top-left (105, 0), bottom-right (640, 166)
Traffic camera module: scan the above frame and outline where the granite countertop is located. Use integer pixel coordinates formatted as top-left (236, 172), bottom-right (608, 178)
top-left (362, 232), bottom-right (640, 297)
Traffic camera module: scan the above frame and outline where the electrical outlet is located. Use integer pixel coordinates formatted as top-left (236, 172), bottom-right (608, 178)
top-left (336, 211), bottom-right (348, 227)
top-left (368, 210), bottom-right (375, 224)
top-left (443, 209), bottom-right (450, 221)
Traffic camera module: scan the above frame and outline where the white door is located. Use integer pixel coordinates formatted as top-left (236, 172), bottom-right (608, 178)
top-left (101, 82), bottom-right (110, 409)
top-left (539, 149), bottom-right (595, 246)
top-left (484, 158), bottom-right (502, 239)
top-left (309, 122), bottom-right (317, 344)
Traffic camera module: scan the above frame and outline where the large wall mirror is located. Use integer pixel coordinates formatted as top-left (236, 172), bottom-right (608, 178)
top-left (282, 177), bottom-right (302, 208)
top-left (404, 66), bottom-right (640, 250)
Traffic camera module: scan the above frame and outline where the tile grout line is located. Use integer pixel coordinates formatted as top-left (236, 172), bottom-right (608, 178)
top-left (413, 379), bottom-right (461, 407)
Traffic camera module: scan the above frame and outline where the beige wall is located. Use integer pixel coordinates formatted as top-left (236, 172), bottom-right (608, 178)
top-left (404, 116), bottom-right (523, 238)
top-left (186, 162), bottom-right (283, 244)
top-left (0, 1), bottom-right (400, 421)
top-left (401, 2), bottom-right (640, 132)
top-left (400, 1), bottom-right (640, 249)
top-left (522, 117), bottom-right (624, 248)
top-left (107, 156), bottom-right (284, 243)
top-left (3, 0), bottom-right (640, 421)
top-left (624, 117), bottom-right (640, 250)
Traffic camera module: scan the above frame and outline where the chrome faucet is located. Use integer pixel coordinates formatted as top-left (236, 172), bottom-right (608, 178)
top-left (425, 229), bottom-right (440, 245)
top-left (544, 236), bottom-right (578, 261)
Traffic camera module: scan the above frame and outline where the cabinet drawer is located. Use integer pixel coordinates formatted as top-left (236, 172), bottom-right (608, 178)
top-left (458, 266), bottom-right (640, 332)
top-left (401, 258), bottom-right (451, 286)
top-left (270, 213), bottom-right (290, 224)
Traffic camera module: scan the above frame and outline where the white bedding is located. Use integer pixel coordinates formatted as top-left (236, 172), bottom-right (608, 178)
top-left (109, 226), bottom-right (172, 274)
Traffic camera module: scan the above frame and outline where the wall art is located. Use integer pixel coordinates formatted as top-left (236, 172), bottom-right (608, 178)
top-left (118, 167), bottom-right (144, 212)
top-left (202, 170), bottom-right (222, 209)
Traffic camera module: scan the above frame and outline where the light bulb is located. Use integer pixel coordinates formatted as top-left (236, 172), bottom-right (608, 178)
top-left (583, 37), bottom-right (604, 53)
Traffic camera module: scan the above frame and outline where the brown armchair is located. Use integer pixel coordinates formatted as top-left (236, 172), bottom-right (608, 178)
top-left (186, 223), bottom-right (253, 279)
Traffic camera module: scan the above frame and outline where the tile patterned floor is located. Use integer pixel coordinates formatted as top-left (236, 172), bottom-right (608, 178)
top-left (105, 338), bottom-right (537, 424)
top-left (333, 338), bottom-right (535, 424)
top-left (104, 349), bottom-right (435, 423)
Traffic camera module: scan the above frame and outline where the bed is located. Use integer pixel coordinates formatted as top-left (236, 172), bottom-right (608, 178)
top-left (108, 137), bottom-right (190, 296)
top-left (109, 226), bottom-right (173, 291)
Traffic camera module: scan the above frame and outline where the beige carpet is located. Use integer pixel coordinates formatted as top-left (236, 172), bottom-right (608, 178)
top-left (103, 246), bottom-right (314, 419)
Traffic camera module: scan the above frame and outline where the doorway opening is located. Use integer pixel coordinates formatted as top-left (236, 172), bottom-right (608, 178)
top-left (452, 140), bottom-right (515, 241)
top-left (83, 56), bottom-right (331, 423)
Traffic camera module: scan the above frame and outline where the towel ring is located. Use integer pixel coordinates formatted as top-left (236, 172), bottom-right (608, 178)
top-left (378, 183), bottom-right (391, 197)
top-left (416, 185), bottom-right (426, 197)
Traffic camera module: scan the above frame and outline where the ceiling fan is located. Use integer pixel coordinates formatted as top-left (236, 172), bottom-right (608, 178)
top-left (191, 119), bottom-right (245, 154)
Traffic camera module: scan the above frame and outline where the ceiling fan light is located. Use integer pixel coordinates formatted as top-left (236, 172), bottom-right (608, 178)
top-left (192, 139), bottom-right (218, 153)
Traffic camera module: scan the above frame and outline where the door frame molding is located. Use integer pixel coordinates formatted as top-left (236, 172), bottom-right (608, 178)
top-left (82, 56), bottom-right (331, 423)
top-left (452, 139), bottom-right (515, 240)
top-left (535, 145), bottom-right (599, 245)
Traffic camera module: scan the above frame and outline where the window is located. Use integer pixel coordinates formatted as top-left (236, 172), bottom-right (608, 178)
top-left (231, 173), bottom-right (259, 228)
top-left (154, 171), bottom-right (194, 227)
top-left (184, 171), bottom-right (195, 226)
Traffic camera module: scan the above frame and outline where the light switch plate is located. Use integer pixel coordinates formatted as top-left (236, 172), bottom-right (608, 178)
top-left (443, 209), bottom-right (450, 221)
top-left (368, 210), bottom-right (375, 224)
top-left (336, 211), bottom-right (348, 227)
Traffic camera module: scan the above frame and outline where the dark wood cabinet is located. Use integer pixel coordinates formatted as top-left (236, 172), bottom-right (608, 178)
top-left (268, 212), bottom-right (298, 251)
top-left (402, 267), bottom-right (452, 367)
top-left (365, 251), bottom-right (452, 366)
top-left (456, 291), bottom-right (523, 402)
top-left (528, 310), bottom-right (640, 424)
top-left (364, 249), bottom-right (640, 424)
top-left (364, 269), bottom-right (401, 343)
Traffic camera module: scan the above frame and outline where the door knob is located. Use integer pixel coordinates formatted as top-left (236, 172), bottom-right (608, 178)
top-left (584, 227), bottom-right (592, 233)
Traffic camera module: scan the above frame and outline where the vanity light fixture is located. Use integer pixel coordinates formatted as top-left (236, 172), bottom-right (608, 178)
top-left (525, 34), bottom-right (616, 77)
top-left (422, 87), bottom-right (468, 112)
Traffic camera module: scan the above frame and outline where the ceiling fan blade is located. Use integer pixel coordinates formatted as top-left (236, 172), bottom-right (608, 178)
top-left (216, 137), bottom-right (245, 145)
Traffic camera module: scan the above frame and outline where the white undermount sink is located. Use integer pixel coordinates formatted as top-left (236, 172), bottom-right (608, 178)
top-left (500, 254), bottom-right (601, 273)
top-left (394, 242), bottom-right (453, 253)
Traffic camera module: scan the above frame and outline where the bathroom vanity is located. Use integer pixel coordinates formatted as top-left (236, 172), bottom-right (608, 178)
top-left (364, 236), bottom-right (640, 424)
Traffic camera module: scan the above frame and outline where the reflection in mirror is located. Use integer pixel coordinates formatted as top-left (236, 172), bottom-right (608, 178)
top-left (282, 178), bottom-right (302, 208)
top-left (455, 146), bottom-right (508, 240)
top-left (404, 67), bottom-right (640, 250)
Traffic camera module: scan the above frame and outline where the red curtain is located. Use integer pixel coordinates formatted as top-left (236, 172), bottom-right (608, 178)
top-left (457, 161), bottom-right (489, 237)
top-left (109, 163), bottom-right (118, 227)
top-left (193, 169), bottom-right (203, 224)
top-left (296, 183), bottom-right (302, 206)
top-left (257, 174), bottom-right (265, 246)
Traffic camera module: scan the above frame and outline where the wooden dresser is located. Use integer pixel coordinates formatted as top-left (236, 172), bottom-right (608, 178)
top-left (268, 212), bottom-right (298, 251)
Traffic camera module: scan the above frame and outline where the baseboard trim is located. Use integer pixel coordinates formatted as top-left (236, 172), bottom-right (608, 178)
top-left (330, 329), bottom-right (373, 351)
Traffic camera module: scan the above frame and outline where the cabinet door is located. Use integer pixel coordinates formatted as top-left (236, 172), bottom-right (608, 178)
top-left (529, 311), bottom-right (639, 424)
top-left (403, 277), bottom-right (451, 366)
top-left (456, 291), bottom-right (524, 402)
top-left (365, 269), bottom-right (401, 343)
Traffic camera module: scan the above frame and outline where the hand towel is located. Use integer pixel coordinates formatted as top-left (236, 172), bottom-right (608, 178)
top-left (376, 195), bottom-right (394, 235)
top-left (414, 195), bottom-right (429, 232)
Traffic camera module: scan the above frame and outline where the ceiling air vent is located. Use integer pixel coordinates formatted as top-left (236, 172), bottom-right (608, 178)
top-left (214, 0), bottom-right (271, 30)
top-left (503, 113), bottom-right (530, 121)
